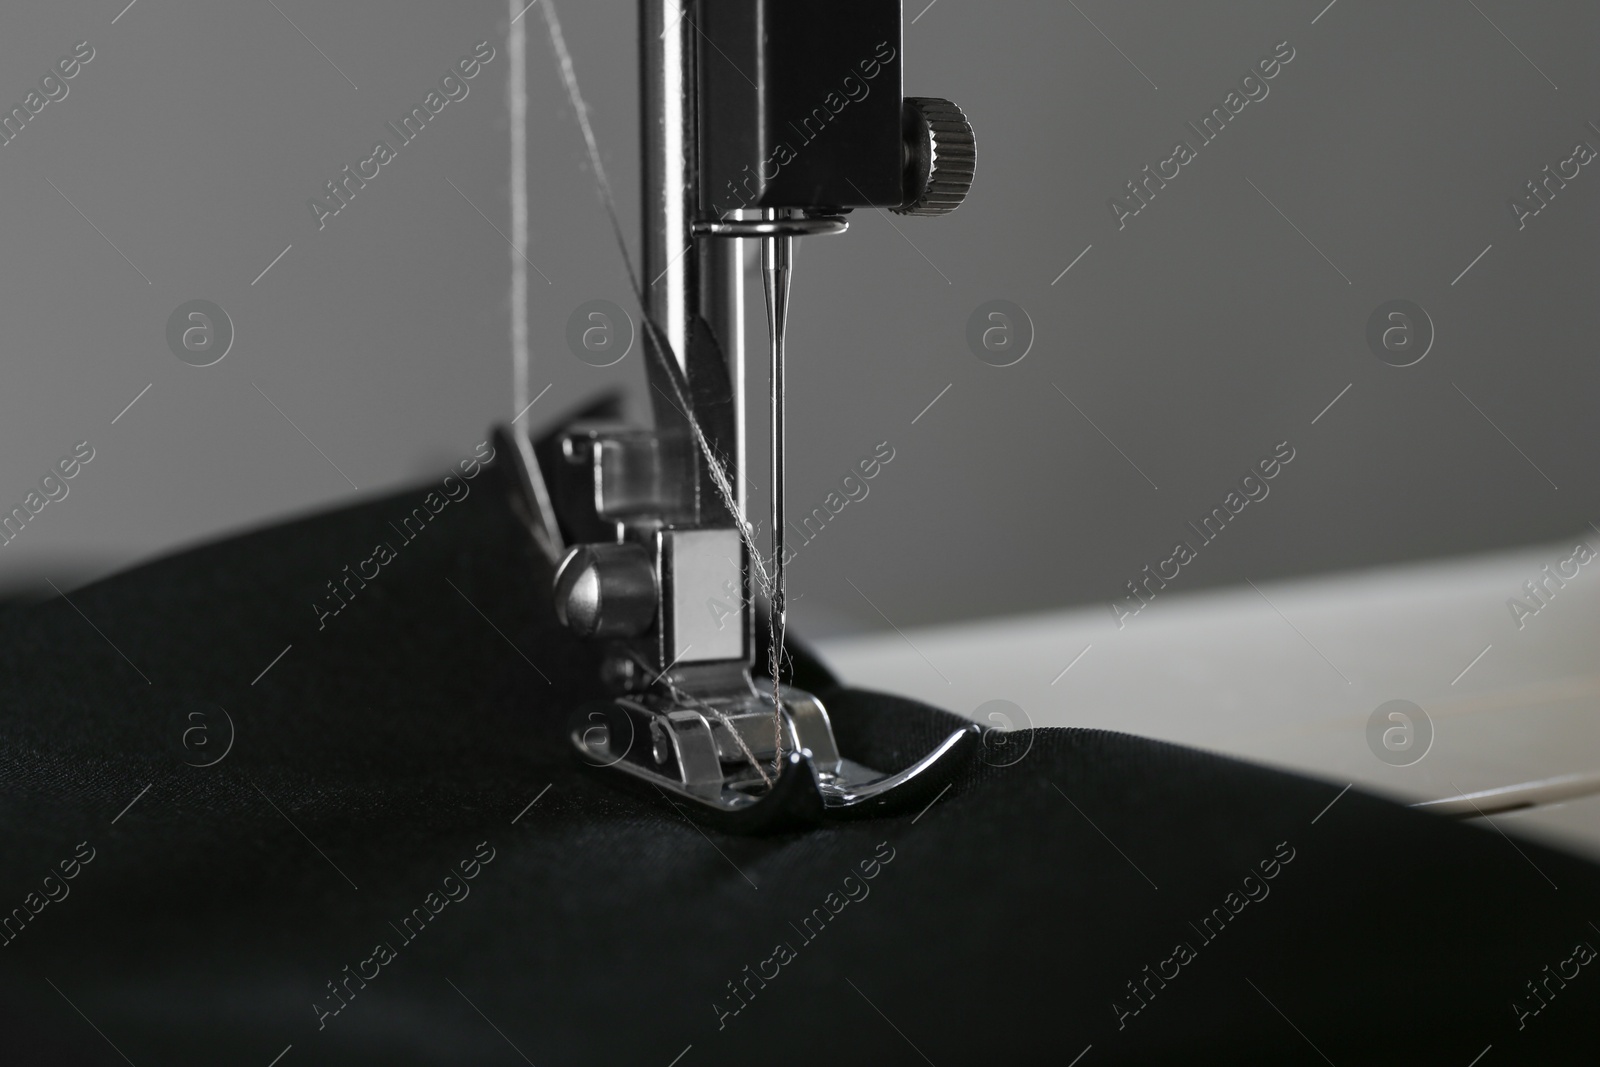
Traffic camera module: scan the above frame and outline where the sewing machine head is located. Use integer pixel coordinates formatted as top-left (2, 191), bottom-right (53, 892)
top-left (507, 0), bottom-right (976, 831)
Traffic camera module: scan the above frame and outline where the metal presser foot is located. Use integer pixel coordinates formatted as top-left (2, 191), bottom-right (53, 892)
top-left (505, 0), bottom-right (977, 833)
top-left (567, 673), bottom-right (978, 833)
top-left (502, 399), bottom-right (981, 830)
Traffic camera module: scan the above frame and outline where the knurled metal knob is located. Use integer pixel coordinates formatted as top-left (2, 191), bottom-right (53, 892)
top-left (895, 97), bottom-right (976, 217)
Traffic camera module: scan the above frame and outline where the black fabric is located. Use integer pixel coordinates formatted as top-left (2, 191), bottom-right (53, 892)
top-left (1, 452), bottom-right (1596, 1065)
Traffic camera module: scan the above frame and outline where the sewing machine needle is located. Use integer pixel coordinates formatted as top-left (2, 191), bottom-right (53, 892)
top-left (762, 216), bottom-right (793, 758)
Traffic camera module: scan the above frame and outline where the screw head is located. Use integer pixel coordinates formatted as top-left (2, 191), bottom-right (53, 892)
top-left (600, 653), bottom-right (643, 695)
top-left (553, 543), bottom-right (659, 639)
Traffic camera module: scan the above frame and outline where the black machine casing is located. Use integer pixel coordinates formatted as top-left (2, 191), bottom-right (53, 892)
top-left (698, 0), bottom-right (905, 217)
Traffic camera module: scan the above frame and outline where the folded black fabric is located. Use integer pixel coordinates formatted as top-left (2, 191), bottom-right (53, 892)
top-left (1, 451), bottom-right (1594, 1065)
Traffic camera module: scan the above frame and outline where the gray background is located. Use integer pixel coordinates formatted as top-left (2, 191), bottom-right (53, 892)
top-left (2, 0), bottom-right (1595, 639)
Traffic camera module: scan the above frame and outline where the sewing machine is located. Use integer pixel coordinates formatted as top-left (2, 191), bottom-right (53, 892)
top-left (502, 0), bottom-right (977, 829)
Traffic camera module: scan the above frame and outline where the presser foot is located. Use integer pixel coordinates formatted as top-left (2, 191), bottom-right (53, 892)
top-left (569, 682), bottom-right (978, 832)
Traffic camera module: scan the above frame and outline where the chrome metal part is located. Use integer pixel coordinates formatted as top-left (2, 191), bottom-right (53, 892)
top-left (761, 209), bottom-right (794, 729)
top-left (662, 528), bottom-right (744, 664)
top-left (553, 543), bottom-right (659, 639)
top-left (694, 215), bottom-right (850, 238)
top-left (640, 0), bottom-right (695, 379)
top-left (570, 682), bottom-right (980, 830)
top-left (507, 1), bottom-right (981, 831)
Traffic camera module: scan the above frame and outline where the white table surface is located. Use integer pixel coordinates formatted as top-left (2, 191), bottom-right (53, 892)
top-left (816, 538), bottom-right (1600, 860)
